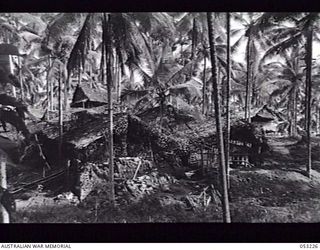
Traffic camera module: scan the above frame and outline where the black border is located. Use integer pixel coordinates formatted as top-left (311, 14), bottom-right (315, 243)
top-left (0, 223), bottom-right (317, 242)
top-left (0, 0), bottom-right (319, 12)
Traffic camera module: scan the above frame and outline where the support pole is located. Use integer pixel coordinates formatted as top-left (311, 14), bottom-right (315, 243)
top-left (18, 56), bottom-right (24, 101)
top-left (0, 155), bottom-right (9, 223)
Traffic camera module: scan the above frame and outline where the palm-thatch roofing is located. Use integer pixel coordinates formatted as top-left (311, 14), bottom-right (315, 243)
top-left (71, 83), bottom-right (108, 107)
top-left (169, 78), bottom-right (202, 104)
top-left (252, 105), bottom-right (285, 122)
top-left (32, 107), bottom-right (127, 149)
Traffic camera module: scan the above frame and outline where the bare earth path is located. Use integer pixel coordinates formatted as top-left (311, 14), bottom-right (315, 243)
top-left (230, 136), bottom-right (320, 222)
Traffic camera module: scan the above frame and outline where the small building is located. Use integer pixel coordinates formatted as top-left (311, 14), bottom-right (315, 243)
top-left (229, 144), bottom-right (252, 168)
top-left (70, 83), bottom-right (108, 108)
top-left (251, 105), bottom-right (286, 135)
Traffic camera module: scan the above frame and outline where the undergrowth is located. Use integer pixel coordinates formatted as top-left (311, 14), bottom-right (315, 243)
top-left (12, 196), bottom-right (222, 223)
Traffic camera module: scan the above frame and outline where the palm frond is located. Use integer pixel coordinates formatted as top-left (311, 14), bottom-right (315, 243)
top-left (67, 13), bottom-right (93, 76)
top-left (260, 32), bottom-right (304, 64)
top-left (231, 34), bottom-right (246, 53)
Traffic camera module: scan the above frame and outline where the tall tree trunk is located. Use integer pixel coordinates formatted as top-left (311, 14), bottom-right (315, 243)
top-left (202, 56), bottom-right (207, 115)
top-left (64, 68), bottom-right (68, 111)
top-left (18, 56), bottom-right (24, 101)
top-left (291, 85), bottom-right (297, 136)
top-left (0, 155), bottom-right (9, 223)
top-left (65, 74), bottom-right (71, 110)
top-left (317, 106), bottom-right (320, 135)
top-left (292, 55), bottom-right (299, 136)
top-left (207, 12), bottom-right (231, 223)
top-left (46, 56), bottom-right (51, 121)
top-left (318, 106), bottom-right (320, 135)
top-left (103, 13), bottom-right (115, 204)
top-left (315, 106), bottom-right (319, 134)
top-left (225, 12), bottom-right (231, 188)
top-left (58, 64), bottom-right (63, 169)
top-left (245, 35), bottom-right (252, 123)
top-left (115, 56), bottom-right (121, 104)
top-left (78, 57), bottom-right (82, 87)
top-left (288, 94), bottom-right (293, 136)
top-left (189, 17), bottom-right (197, 80)
top-left (306, 26), bottom-right (313, 177)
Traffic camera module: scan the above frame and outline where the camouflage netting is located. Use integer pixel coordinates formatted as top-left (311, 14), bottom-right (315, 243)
top-left (23, 107), bottom-right (129, 167)
top-left (18, 106), bottom-right (269, 202)
top-left (68, 157), bottom-right (153, 201)
top-left (230, 119), bottom-right (265, 146)
top-left (24, 106), bottom-right (266, 171)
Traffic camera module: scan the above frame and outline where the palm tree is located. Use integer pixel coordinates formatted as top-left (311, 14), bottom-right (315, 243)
top-left (64, 12), bottom-right (175, 203)
top-left (102, 13), bottom-right (115, 203)
top-left (225, 12), bottom-right (231, 187)
top-left (231, 12), bottom-right (273, 122)
top-left (207, 12), bottom-right (231, 223)
top-left (259, 47), bottom-right (305, 136)
top-left (305, 21), bottom-right (313, 177)
top-left (258, 13), bottom-right (320, 177)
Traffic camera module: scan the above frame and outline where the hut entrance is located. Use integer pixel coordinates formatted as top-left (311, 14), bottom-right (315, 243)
top-left (189, 147), bottom-right (218, 174)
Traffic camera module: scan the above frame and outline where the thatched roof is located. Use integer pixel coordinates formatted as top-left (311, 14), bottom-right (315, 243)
top-left (252, 105), bottom-right (285, 122)
top-left (32, 108), bottom-right (128, 149)
top-left (71, 83), bottom-right (108, 105)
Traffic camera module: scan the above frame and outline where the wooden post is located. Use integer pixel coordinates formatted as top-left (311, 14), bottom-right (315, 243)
top-left (0, 155), bottom-right (9, 223)
top-left (18, 56), bottom-right (24, 101)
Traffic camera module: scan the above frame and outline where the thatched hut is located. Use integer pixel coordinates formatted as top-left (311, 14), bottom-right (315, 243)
top-left (251, 105), bottom-right (286, 134)
top-left (70, 83), bottom-right (108, 108)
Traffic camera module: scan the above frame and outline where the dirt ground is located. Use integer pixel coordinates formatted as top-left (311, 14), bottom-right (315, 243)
top-left (230, 136), bottom-right (320, 222)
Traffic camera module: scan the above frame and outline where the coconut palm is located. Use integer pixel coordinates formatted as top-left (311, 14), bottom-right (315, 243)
top-left (225, 12), bottom-right (231, 187)
top-left (258, 12), bottom-right (320, 177)
top-left (207, 12), bottom-right (231, 223)
top-left (62, 12), bottom-right (176, 203)
top-left (258, 47), bottom-right (305, 136)
top-left (231, 12), bottom-right (277, 122)
top-left (121, 43), bottom-right (204, 129)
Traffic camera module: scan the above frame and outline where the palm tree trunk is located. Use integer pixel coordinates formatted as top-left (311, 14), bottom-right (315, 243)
top-left (316, 106), bottom-right (319, 135)
top-left (46, 56), bottom-right (51, 121)
top-left (0, 155), bottom-right (9, 223)
top-left (58, 64), bottom-right (63, 169)
top-left (78, 58), bottom-right (82, 87)
top-left (18, 56), bottom-right (24, 101)
top-left (189, 18), bottom-right (197, 80)
top-left (202, 56), bottom-right (207, 115)
top-left (115, 56), bottom-right (121, 104)
top-left (318, 107), bottom-right (320, 135)
top-left (292, 85), bottom-right (297, 136)
top-left (65, 74), bottom-right (71, 110)
top-left (63, 68), bottom-right (68, 111)
top-left (288, 94), bottom-right (293, 136)
top-left (104, 13), bottom-right (115, 204)
top-left (225, 12), bottom-right (231, 188)
top-left (245, 35), bottom-right (252, 123)
top-left (207, 12), bottom-right (231, 223)
top-left (306, 26), bottom-right (313, 177)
